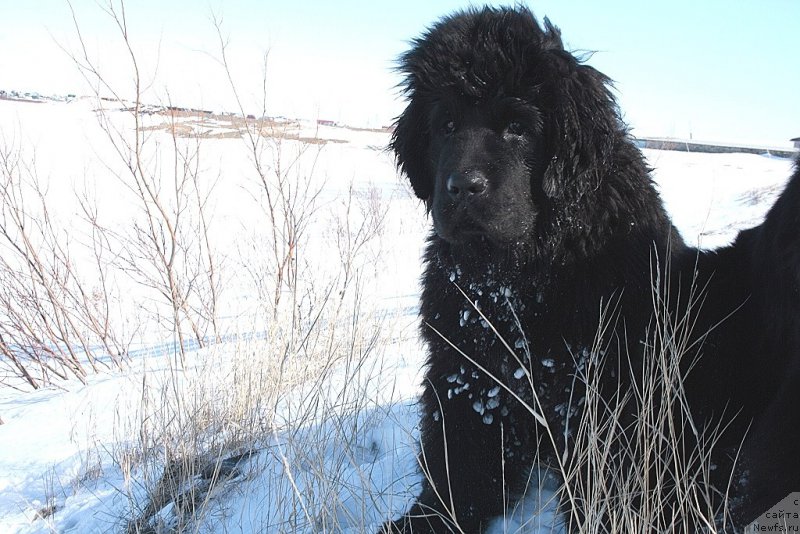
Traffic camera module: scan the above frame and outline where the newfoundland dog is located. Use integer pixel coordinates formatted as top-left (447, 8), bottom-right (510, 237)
top-left (382, 6), bottom-right (800, 533)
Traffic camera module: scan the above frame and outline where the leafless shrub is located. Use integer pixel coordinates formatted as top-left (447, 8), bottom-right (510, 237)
top-left (64, 1), bottom-right (224, 367)
top-left (0, 138), bottom-right (131, 388)
top-left (0, 1), bottom-right (401, 531)
top-left (42, 3), bottom-right (396, 532)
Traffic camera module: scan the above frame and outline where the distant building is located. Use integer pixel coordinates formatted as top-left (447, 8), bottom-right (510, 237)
top-left (634, 136), bottom-right (796, 158)
top-left (792, 137), bottom-right (800, 150)
top-left (317, 119), bottom-right (335, 127)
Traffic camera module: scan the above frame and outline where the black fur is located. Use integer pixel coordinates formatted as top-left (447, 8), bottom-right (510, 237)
top-left (382, 6), bottom-right (800, 533)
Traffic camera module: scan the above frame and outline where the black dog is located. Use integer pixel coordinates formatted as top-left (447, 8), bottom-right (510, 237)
top-left (383, 6), bottom-right (800, 533)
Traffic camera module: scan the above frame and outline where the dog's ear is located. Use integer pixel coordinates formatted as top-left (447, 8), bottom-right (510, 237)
top-left (538, 45), bottom-right (620, 200)
top-left (391, 96), bottom-right (433, 201)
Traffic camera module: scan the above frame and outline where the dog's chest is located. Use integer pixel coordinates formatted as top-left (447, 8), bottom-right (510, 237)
top-left (424, 264), bottom-right (597, 434)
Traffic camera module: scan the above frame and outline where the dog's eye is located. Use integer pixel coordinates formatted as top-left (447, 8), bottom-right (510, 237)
top-left (505, 121), bottom-right (525, 136)
top-left (442, 120), bottom-right (456, 135)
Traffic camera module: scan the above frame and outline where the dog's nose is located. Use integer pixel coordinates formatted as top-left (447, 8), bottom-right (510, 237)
top-left (446, 171), bottom-right (488, 200)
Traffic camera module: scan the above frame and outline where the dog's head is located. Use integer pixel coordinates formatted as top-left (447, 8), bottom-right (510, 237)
top-left (392, 6), bottom-right (622, 247)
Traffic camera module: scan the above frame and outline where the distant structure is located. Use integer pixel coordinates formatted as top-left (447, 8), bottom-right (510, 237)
top-left (792, 137), bottom-right (800, 150)
top-left (317, 119), bottom-right (336, 127)
top-left (635, 137), bottom-right (796, 158)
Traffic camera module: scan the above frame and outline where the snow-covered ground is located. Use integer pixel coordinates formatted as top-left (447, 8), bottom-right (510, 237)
top-left (0, 99), bottom-right (795, 533)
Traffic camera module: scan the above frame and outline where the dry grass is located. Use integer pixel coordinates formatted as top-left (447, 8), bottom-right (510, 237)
top-left (408, 262), bottom-right (738, 533)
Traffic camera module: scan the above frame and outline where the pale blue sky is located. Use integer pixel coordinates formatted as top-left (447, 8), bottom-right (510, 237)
top-left (1, 1), bottom-right (798, 146)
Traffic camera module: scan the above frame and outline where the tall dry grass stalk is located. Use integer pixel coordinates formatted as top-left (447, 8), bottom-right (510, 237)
top-left (554, 264), bottom-right (735, 533)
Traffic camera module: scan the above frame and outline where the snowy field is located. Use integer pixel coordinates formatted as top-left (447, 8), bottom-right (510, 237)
top-left (0, 98), bottom-right (795, 533)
